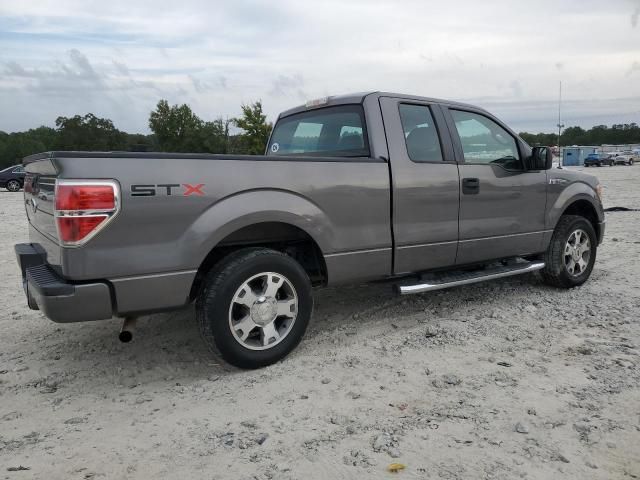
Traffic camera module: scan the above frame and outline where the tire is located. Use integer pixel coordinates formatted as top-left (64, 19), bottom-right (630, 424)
top-left (541, 215), bottom-right (597, 288)
top-left (6, 179), bottom-right (21, 192)
top-left (629, 159), bottom-right (634, 166)
top-left (196, 247), bottom-right (313, 369)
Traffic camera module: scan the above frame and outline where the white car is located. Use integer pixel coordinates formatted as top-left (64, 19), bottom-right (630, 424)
top-left (610, 151), bottom-right (636, 166)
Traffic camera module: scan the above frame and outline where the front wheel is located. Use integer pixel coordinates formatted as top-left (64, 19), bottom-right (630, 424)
top-left (629, 159), bottom-right (634, 166)
top-left (6, 179), bottom-right (21, 192)
top-left (541, 215), bottom-right (597, 288)
top-left (196, 248), bottom-right (313, 369)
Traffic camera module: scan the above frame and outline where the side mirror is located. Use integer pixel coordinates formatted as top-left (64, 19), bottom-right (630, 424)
top-left (530, 146), bottom-right (553, 170)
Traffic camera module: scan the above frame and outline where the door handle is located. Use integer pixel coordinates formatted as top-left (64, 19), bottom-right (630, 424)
top-left (462, 177), bottom-right (479, 194)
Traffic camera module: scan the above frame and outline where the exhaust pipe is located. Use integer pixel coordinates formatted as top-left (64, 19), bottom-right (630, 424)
top-left (119, 317), bottom-right (137, 343)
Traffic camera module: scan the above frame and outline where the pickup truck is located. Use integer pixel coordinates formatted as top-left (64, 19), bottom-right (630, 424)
top-left (583, 153), bottom-right (614, 167)
top-left (15, 92), bottom-right (605, 368)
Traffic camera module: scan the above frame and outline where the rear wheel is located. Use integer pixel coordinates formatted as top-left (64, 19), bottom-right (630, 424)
top-left (541, 215), bottom-right (597, 288)
top-left (6, 179), bottom-right (21, 192)
top-left (196, 248), bottom-right (313, 369)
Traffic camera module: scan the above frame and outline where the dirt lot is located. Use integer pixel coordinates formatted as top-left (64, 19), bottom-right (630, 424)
top-left (1, 165), bottom-right (639, 480)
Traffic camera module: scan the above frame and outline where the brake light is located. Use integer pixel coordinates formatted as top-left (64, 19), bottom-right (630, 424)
top-left (56, 184), bottom-right (115, 211)
top-left (54, 180), bottom-right (120, 246)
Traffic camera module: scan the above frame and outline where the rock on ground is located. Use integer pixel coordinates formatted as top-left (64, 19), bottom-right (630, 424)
top-left (1, 166), bottom-right (639, 479)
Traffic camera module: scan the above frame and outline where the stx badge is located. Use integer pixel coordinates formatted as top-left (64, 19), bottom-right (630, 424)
top-left (131, 183), bottom-right (205, 196)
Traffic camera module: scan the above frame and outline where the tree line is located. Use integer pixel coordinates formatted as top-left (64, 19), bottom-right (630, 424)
top-left (0, 100), bottom-right (271, 169)
top-left (2, 102), bottom-right (639, 170)
top-left (520, 123), bottom-right (640, 147)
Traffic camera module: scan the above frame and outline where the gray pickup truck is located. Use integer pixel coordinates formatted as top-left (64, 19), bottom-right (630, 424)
top-left (15, 92), bottom-right (605, 368)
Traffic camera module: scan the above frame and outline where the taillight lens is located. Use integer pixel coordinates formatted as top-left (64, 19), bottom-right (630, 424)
top-left (56, 216), bottom-right (109, 243)
top-left (56, 185), bottom-right (115, 211)
top-left (54, 180), bottom-right (119, 246)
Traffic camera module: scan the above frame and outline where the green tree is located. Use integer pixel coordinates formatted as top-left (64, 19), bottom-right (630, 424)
top-left (520, 123), bottom-right (640, 147)
top-left (199, 118), bottom-right (231, 154)
top-left (148, 100), bottom-right (233, 153)
top-left (233, 101), bottom-right (272, 155)
top-left (55, 113), bottom-right (126, 151)
top-left (148, 100), bottom-right (205, 152)
top-left (0, 127), bottom-right (58, 169)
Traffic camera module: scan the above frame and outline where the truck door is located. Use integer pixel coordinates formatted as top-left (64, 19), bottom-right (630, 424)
top-left (379, 97), bottom-right (460, 274)
top-left (442, 106), bottom-right (547, 265)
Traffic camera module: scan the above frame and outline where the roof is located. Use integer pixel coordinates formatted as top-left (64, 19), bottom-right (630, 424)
top-left (278, 91), bottom-right (484, 118)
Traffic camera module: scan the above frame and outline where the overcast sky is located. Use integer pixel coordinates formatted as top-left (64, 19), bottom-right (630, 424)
top-left (1, 0), bottom-right (639, 134)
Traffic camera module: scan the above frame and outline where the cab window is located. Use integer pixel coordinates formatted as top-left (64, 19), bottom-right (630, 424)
top-left (398, 104), bottom-right (443, 162)
top-left (268, 105), bottom-right (369, 157)
top-left (451, 110), bottom-right (522, 170)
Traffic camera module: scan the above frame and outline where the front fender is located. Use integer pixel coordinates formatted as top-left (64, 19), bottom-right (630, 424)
top-left (547, 181), bottom-right (604, 229)
top-left (185, 189), bottom-right (335, 266)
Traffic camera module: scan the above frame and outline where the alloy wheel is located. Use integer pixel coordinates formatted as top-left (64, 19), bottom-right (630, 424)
top-left (228, 272), bottom-right (298, 350)
top-left (564, 229), bottom-right (591, 277)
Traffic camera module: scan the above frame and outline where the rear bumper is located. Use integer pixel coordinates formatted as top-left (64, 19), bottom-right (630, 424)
top-left (15, 243), bottom-right (113, 323)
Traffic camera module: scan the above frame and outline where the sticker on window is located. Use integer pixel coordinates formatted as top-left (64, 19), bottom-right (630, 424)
top-left (271, 143), bottom-right (280, 153)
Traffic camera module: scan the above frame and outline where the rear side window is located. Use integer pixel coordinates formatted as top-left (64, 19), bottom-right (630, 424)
top-left (398, 104), bottom-right (443, 162)
top-left (268, 105), bottom-right (369, 157)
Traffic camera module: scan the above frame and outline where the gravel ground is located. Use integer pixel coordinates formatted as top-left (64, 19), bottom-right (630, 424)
top-left (1, 165), bottom-right (639, 480)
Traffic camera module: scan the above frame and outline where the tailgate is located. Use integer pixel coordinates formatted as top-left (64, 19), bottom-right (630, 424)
top-left (23, 156), bottom-right (59, 242)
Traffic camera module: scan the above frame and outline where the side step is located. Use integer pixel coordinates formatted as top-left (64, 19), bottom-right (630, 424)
top-left (397, 260), bottom-right (545, 295)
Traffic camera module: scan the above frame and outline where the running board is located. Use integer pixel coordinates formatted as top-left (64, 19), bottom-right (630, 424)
top-left (397, 260), bottom-right (545, 295)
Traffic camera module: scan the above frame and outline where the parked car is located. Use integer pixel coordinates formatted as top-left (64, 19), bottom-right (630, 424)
top-left (0, 164), bottom-right (26, 191)
top-left (583, 153), bottom-right (614, 167)
top-left (610, 151), bottom-right (636, 166)
top-left (15, 92), bottom-right (605, 368)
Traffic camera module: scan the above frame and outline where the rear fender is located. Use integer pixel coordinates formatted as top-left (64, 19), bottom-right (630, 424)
top-left (186, 189), bottom-right (334, 265)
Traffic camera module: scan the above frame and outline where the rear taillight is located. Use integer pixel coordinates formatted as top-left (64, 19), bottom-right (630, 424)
top-left (54, 180), bottom-right (120, 246)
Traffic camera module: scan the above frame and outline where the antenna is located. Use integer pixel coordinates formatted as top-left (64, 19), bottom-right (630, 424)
top-left (557, 81), bottom-right (565, 167)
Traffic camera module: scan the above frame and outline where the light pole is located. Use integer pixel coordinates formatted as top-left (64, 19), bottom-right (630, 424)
top-left (557, 80), bottom-right (564, 168)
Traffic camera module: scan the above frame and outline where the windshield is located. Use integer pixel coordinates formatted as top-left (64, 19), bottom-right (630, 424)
top-left (268, 105), bottom-right (369, 157)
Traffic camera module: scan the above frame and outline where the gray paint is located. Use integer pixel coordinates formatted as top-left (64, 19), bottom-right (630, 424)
top-left (18, 92), bottom-right (605, 322)
top-left (378, 97), bottom-right (460, 273)
top-left (110, 270), bottom-right (197, 314)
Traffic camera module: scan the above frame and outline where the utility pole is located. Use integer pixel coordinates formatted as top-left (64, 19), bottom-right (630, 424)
top-left (557, 80), bottom-right (565, 167)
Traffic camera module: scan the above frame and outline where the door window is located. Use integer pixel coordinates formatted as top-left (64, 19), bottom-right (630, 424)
top-left (398, 104), bottom-right (443, 162)
top-left (451, 110), bottom-right (522, 170)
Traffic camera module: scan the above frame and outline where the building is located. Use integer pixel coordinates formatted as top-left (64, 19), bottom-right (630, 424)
top-left (562, 146), bottom-right (597, 166)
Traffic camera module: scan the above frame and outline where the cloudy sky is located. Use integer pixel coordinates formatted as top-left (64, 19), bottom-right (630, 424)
top-left (1, 0), bottom-right (639, 134)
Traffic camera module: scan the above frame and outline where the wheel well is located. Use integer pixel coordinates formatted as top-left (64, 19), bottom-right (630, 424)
top-left (562, 200), bottom-right (599, 238)
top-left (190, 222), bottom-right (327, 299)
